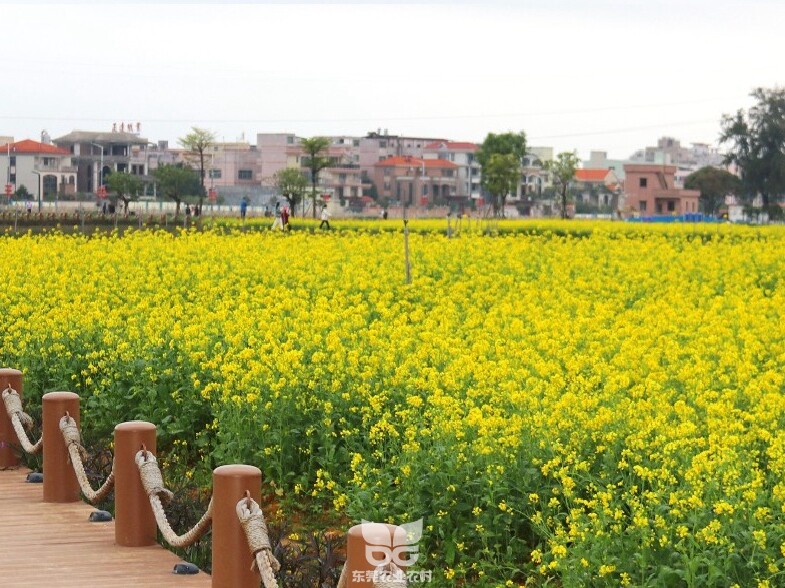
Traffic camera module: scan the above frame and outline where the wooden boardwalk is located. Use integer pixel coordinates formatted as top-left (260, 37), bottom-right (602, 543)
top-left (0, 467), bottom-right (211, 587)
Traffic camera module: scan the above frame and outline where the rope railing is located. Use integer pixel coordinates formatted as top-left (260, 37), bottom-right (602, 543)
top-left (59, 413), bottom-right (115, 504)
top-left (2, 386), bottom-right (42, 454)
top-left (0, 368), bottom-right (411, 588)
top-left (236, 492), bottom-right (281, 588)
top-left (135, 448), bottom-right (212, 548)
top-left (132, 447), bottom-right (280, 586)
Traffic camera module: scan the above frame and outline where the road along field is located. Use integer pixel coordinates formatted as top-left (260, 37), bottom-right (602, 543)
top-left (1, 223), bottom-right (784, 587)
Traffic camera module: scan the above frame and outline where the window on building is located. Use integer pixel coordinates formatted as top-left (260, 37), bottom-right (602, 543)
top-left (10, 173), bottom-right (16, 183)
top-left (379, 140), bottom-right (387, 148)
top-left (639, 201), bottom-right (647, 212)
top-left (384, 167), bottom-right (391, 176)
top-left (9, 156), bottom-right (16, 166)
top-left (639, 178), bottom-right (648, 188)
top-left (287, 136), bottom-right (294, 144)
top-left (238, 170), bottom-right (253, 180)
top-left (383, 182), bottom-right (391, 191)
top-left (443, 169), bottom-right (454, 177)
top-left (209, 169), bottom-right (222, 179)
top-left (339, 173), bottom-right (346, 182)
top-left (352, 139), bottom-right (359, 147)
top-left (667, 201), bottom-right (675, 212)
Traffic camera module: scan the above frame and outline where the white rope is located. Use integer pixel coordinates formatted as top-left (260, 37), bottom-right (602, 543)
top-left (236, 495), bottom-right (280, 588)
top-left (336, 563), bottom-right (347, 588)
top-left (2, 386), bottom-right (42, 454)
top-left (59, 414), bottom-right (114, 503)
top-left (134, 449), bottom-right (212, 548)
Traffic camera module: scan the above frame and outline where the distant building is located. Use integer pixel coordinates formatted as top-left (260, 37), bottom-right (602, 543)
top-left (423, 141), bottom-right (480, 201)
top-left (583, 150), bottom-right (630, 181)
top-left (255, 133), bottom-right (365, 209)
top-left (372, 155), bottom-right (458, 206)
top-left (53, 130), bottom-right (150, 193)
top-left (359, 131), bottom-right (445, 181)
top-left (0, 139), bottom-right (77, 202)
top-left (206, 142), bottom-right (261, 188)
top-left (628, 137), bottom-right (726, 188)
top-left (623, 164), bottom-right (700, 216)
top-left (574, 168), bottom-right (621, 208)
top-left (518, 148), bottom-right (553, 199)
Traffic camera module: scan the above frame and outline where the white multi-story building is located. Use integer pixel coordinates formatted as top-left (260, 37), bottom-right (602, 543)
top-left (0, 138), bottom-right (77, 204)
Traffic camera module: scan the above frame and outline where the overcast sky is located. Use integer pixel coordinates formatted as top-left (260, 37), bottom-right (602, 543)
top-left (2, 1), bottom-right (783, 159)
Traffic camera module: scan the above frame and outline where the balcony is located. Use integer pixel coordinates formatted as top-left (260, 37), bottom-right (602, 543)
top-left (35, 163), bottom-right (77, 173)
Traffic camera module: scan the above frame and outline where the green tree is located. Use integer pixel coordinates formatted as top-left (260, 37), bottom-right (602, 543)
top-left (274, 166), bottom-right (308, 215)
top-left (684, 166), bottom-right (742, 215)
top-left (481, 153), bottom-right (520, 216)
top-left (154, 164), bottom-right (200, 217)
top-left (545, 151), bottom-right (580, 219)
top-left (179, 127), bottom-right (216, 207)
top-left (300, 137), bottom-right (331, 218)
top-left (106, 171), bottom-right (143, 214)
top-left (720, 87), bottom-right (785, 207)
top-left (13, 185), bottom-right (30, 200)
top-left (477, 131), bottom-right (527, 216)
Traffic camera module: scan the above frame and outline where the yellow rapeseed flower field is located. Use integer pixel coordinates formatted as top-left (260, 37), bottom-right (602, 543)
top-left (1, 221), bottom-right (785, 587)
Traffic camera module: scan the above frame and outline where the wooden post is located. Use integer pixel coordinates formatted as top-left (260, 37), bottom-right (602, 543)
top-left (42, 392), bottom-right (80, 503)
top-left (0, 368), bottom-right (23, 468)
top-left (345, 523), bottom-right (408, 587)
top-left (114, 421), bottom-right (157, 546)
top-left (212, 465), bottom-right (262, 588)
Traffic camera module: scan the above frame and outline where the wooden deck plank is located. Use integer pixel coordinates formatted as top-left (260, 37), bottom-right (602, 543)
top-left (0, 468), bottom-right (211, 587)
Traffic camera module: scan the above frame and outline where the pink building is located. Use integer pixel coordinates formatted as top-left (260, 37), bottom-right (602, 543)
top-left (623, 164), bottom-right (700, 216)
top-left (205, 142), bottom-right (261, 188)
top-left (373, 155), bottom-right (458, 205)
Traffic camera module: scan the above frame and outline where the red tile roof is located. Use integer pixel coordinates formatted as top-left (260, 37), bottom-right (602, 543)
top-left (575, 168), bottom-right (610, 182)
top-left (374, 156), bottom-right (457, 168)
top-left (424, 141), bottom-right (478, 151)
top-left (0, 139), bottom-right (70, 156)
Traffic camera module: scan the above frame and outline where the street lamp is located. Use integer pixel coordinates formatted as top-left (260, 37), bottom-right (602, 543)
top-left (90, 142), bottom-right (104, 194)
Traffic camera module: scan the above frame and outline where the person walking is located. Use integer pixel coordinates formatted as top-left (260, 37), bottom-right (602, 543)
top-left (271, 202), bottom-right (284, 231)
top-left (240, 197), bottom-right (248, 220)
top-left (319, 205), bottom-right (330, 230)
top-left (282, 206), bottom-right (290, 231)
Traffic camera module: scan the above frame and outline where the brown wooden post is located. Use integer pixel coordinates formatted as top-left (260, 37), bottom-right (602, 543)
top-left (346, 523), bottom-right (408, 587)
top-left (0, 368), bottom-right (23, 468)
top-left (42, 391), bottom-right (81, 503)
top-left (114, 421), bottom-right (157, 546)
top-left (212, 464), bottom-right (262, 588)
